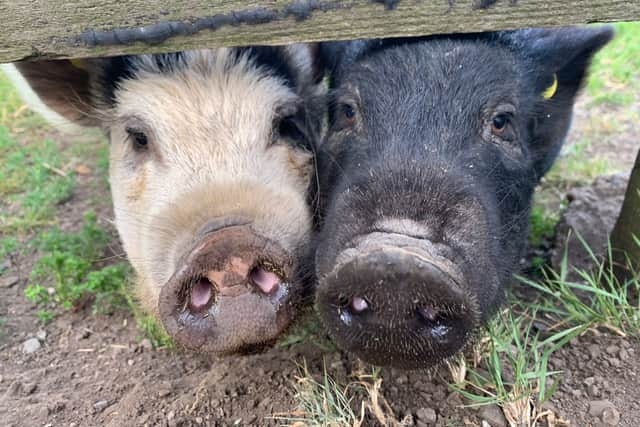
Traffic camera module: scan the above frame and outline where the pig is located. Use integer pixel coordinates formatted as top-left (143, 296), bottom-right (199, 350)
top-left (313, 27), bottom-right (613, 369)
top-left (7, 46), bottom-right (324, 353)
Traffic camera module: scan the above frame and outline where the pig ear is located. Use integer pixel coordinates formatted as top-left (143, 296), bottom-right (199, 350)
top-left (9, 59), bottom-right (101, 128)
top-left (305, 43), bottom-right (327, 84)
top-left (521, 26), bottom-right (614, 176)
top-left (285, 43), bottom-right (326, 85)
top-left (318, 40), bottom-right (377, 85)
top-left (527, 26), bottom-right (613, 96)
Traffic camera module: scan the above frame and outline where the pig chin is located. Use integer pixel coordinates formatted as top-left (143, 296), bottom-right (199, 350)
top-left (316, 221), bottom-right (486, 370)
top-left (138, 183), bottom-right (310, 354)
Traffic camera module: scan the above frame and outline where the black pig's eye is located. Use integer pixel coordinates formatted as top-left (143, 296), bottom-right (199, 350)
top-left (491, 114), bottom-right (509, 136)
top-left (343, 105), bottom-right (355, 119)
top-left (340, 104), bottom-right (357, 127)
top-left (126, 127), bottom-right (149, 152)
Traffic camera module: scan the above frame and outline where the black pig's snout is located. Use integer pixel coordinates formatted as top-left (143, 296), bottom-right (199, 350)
top-left (316, 243), bottom-right (478, 369)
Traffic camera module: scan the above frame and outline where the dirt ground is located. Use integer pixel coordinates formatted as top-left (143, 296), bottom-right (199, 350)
top-left (0, 92), bottom-right (639, 427)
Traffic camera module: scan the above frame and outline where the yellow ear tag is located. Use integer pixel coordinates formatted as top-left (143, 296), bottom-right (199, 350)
top-left (69, 58), bottom-right (87, 71)
top-left (542, 74), bottom-right (558, 100)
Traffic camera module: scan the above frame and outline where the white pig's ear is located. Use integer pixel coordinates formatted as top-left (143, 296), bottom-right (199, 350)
top-left (3, 59), bottom-right (101, 129)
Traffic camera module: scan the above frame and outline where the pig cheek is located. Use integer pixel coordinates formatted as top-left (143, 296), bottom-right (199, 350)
top-left (108, 152), bottom-right (154, 282)
top-left (445, 200), bottom-right (502, 310)
top-left (286, 149), bottom-right (313, 184)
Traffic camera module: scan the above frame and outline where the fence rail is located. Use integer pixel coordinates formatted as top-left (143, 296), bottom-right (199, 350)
top-left (1, 0), bottom-right (639, 63)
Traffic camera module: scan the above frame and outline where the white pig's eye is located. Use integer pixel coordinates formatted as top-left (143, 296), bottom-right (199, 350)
top-left (125, 127), bottom-right (149, 152)
top-left (277, 116), bottom-right (305, 142)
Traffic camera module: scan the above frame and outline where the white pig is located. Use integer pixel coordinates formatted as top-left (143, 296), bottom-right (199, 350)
top-left (5, 46), bottom-right (324, 353)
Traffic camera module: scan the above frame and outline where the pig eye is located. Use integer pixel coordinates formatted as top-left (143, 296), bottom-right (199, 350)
top-left (332, 103), bottom-right (357, 131)
top-left (126, 127), bottom-right (149, 152)
top-left (341, 104), bottom-right (356, 124)
top-left (484, 108), bottom-right (518, 149)
top-left (277, 116), bottom-right (305, 142)
top-left (491, 114), bottom-right (509, 136)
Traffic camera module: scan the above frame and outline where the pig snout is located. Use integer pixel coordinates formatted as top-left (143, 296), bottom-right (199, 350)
top-left (316, 232), bottom-right (478, 369)
top-left (158, 223), bottom-right (294, 353)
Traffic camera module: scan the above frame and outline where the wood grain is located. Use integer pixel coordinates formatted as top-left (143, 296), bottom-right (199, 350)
top-left (0, 0), bottom-right (638, 62)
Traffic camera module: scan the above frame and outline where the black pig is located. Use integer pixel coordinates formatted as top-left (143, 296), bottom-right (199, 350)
top-left (314, 27), bottom-right (613, 369)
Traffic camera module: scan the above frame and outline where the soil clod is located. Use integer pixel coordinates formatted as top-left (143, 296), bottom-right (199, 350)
top-left (416, 407), bottom-right (437, 424)
top-left (0, 275), bottom-right (19, 288)
top-left (479, 404), bottom-right (507, 427)
top-left (22, 338), bottom-right (41, 354)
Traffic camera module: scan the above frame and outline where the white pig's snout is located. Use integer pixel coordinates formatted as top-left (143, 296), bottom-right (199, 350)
top-left (158, 223), bottom-right (296, 353)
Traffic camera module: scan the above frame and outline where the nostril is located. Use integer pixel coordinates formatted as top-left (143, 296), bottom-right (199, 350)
top-left (190, 277), bottom-right (214, 311)
top-left (417, 306), bottom-right (458, 342)
top-left (350, 296), bottom-right (369, 313)
top-left (249, 266), bottom-right (281, 294)
top-left (418, 306), bottom-right (440, 323)
top-left (336, 294), bottom-right (370, 314)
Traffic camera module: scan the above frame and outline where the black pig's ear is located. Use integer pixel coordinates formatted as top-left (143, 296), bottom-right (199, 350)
top-left (10, 59), bottom-right (101, 127)
top-left (318, 40), bottom-right (380, 86)
top-left (511, 26), bottom-right (614, 177)
top-left (318, 41), bottom-right (355, 84)
top-left (527, 26), bottom-right (614, 98)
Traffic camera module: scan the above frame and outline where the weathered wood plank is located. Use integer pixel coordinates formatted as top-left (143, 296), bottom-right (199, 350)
top-left (0, 0), bottom-right (639, 63)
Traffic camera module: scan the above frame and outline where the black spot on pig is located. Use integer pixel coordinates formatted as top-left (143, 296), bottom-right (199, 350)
top-left (314, 26), bottom-right (613, 369)
top-left (236, 47), bottom-right (298, 89)
top-left (87, 47), bottom-right (313, 109)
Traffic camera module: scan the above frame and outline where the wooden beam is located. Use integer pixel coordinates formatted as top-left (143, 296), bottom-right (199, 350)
top-left (1, 0), bottom-right (639, 63)
top-left (609, 149), bottom-right (640, 284)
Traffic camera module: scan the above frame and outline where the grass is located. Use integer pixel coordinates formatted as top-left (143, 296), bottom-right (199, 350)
top-left (543, 138), bottom-right (611, 190)
top-left (588, 22), bottom-right (640, 106)
top-left (0, 122), bottom-right (77, 233)
top-left (528, 205), bottom-right (560, 247)
top-left (0, 69), bottom-right (172, 348)
top-left (277, 310), bottom-right (338, 352)
top-left (275, 361), bottom-right (362, 426)
top-left (0, 71), bottom-right (47, 130)
top-left (518, 234), bottom-right (640, 337)
top-left (21, 211), bottom-right (173, 347)
top-left (273, 362), bottom-right (404, 427)
top-left (0, 236), bottom-right (19, 261)
top-left (449, 313), bottom-right (581, 427)
top-left (134, 311), bottom-right (175, 348)
top-left (24, 212), bottom-right (128, 315)
top-left (447, 233), bottom-right (640, 426)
